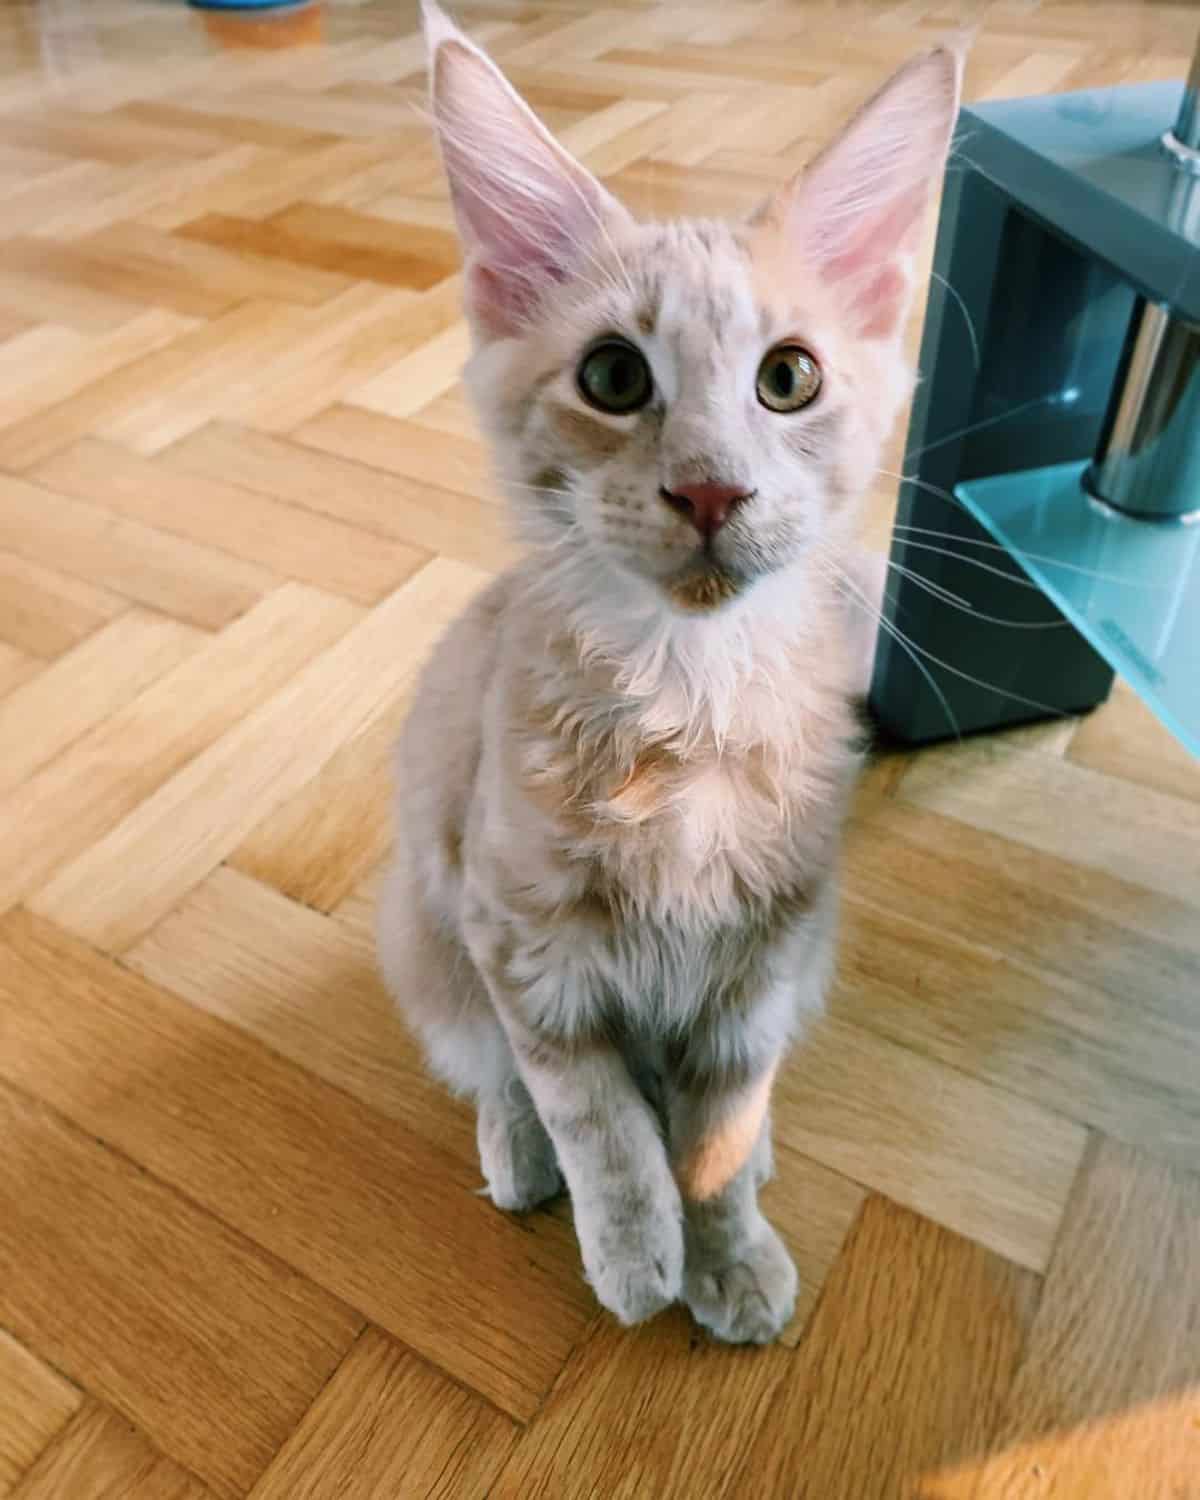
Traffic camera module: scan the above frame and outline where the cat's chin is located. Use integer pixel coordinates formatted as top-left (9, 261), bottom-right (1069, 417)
top-left (663, 562), bottom-right (748, 614)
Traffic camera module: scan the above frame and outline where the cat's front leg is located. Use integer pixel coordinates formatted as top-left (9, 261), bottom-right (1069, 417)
top-left (668, 1063), bottom-right (798, 1345)
top-left (465, 920), bottom-right (684, 1325)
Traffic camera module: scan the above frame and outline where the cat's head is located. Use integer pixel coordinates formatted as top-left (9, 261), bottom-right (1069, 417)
top-left (423, 2), bottom-right (960, 618)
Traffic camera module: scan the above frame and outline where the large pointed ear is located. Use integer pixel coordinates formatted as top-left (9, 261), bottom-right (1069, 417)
top-left (422, 1), bottom-right (631, 340)
top-left (756, 47), bottom-right (962, 341)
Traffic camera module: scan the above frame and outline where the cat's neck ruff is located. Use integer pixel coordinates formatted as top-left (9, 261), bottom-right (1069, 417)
top-left (537, 547), bottom-right (847, 759)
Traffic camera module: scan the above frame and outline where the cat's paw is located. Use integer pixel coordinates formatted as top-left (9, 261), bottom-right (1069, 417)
top-left (582, 1199), bottom-right (685, 1325)
top-left (684, 1222), bottom-right (797, 1345)
top-left (477, 1095), bottom-right (563, 1212)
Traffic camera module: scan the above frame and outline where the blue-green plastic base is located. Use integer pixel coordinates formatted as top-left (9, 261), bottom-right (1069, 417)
top-left (870, 76), bottom-right (1198, 750)
top-left (957, 463), bottom-right (1199, 754)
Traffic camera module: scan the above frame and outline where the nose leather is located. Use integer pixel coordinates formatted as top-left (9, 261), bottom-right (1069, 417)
top-left (659, 481), bottom-right (752, 539)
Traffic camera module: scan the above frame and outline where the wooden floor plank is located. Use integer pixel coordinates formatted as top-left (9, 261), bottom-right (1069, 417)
top-left (897, 740), bottom-right (1200, 905)
top-left (492, 1307), bottom-right (794, 1500)
top-left (0, 471), bottom-right (274, 629)
top-left (10, 1405), bottom-right (212, 1500)
top-left (33, 437), bottom-right (430, 606)
top-left (1068, 680), bottom-right (1200, 806)
top-left (0, 643), bottom-right (38, 702)
top-left (834, 894), bottom-right (1200, 1164)
top-left (159, 420), bottom-right (517, 571)
top-left (0, 1331), bottom-right (80, 1500)
top-left (775, 1015), bottom-right (1087, 1273)
top-left (0, 1078), bottom-right (359, 1499)
top-left (0, 585), bottom-right (358, 913)
top-left (0, 611), bottom-right (199, 799)
top-left (925, 1138), bottom-right (1200, 1498)
top-left (0, 300), bottom-right (295, 470)
top-left (293, 402), bottom-right (494, 499)
top-left (247, 1328), bottom-right (517, 1500)
top-left (31, 559), bottom-right (487, 952)
top-left (0, 310), bottom-right (194, 433)
top-left (0, 911), bottom-right (594, 1422)
top-left (727, 1198), bottom-right (1037, 1500)
top-left (0, 550), bottom-right (125, 659)
top-left (229, 689), bottom-right (408, 910)
top-left (127, 865), bottom-right (477, 1166)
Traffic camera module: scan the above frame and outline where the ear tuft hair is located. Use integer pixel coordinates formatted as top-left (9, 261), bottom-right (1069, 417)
top-left (422, 3), bottom-right (629, 339)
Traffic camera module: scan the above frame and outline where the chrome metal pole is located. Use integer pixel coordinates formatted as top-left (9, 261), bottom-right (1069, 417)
top-left (1087, 32), bottom-right (1200, 521)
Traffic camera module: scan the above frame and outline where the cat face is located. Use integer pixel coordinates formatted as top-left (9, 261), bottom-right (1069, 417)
top-left (423, 1), bottom-right (961, 616)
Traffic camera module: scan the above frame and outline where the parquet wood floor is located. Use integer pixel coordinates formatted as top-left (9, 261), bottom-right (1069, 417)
top-left (0, 2), bottom-right (1197, 1496)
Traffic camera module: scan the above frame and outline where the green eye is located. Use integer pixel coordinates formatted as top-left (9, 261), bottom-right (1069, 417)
top-left (756, 344), bottom-right (821, 412)
top-left (577, 339), bottom-right (652, 414)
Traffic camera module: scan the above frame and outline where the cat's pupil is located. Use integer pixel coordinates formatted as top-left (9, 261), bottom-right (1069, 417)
top-left (772, 361), bottom-right (794, 397)
top-left (609, 357), bottom-right (632, 394)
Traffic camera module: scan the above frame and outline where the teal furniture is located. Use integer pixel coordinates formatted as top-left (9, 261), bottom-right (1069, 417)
top-left (870, 56), bottom-right (1200, 755)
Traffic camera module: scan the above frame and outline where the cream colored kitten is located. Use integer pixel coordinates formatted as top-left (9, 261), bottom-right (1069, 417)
top-left (377, 2), bottom-right (960, 1343)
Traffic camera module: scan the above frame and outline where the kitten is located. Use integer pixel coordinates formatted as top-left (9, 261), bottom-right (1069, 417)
top-left (377, 1), bottom-right (961, 1344)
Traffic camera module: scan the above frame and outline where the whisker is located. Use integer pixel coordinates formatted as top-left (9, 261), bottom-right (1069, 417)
top-left (877, 471), bottom-right (1148, 587)
top-left (928, 270), bottom-right (980, 373)
top-left (885, 559), bottom-right (1071, 630)
top-left (823, 547), bottom-right (1074, 730)
top-left (818, 550), bottom-right (962, 739)
top-left (901, 391), bottom-right (1062, 465)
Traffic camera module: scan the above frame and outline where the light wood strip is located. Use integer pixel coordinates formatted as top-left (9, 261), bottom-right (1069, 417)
top-left (127, 866), bottom-right (477, 1165)
top-left (0, 911), bottom-right (593, 1421)
top-left (897, 740), bottom-right (1200, 905)
top-left (0, 300), bottom-right (291, 470)
top-left (345, 322), bottom-right (474, 419)
top-left (0, 1076), bottom-right (359, 1499)
top-left (158, 421), bottom-right (517, 571)
top-left (0, 551), bottom-right (125, 659)
top-left (492, 1305), bottom-right (793, 1500)
top-left (0, 309), bottom-right (194, 432)
top-left (96, 301), bottom-right (311, 454)
top-left (0, 644), bottom-right (39, 702)
top-left (846, 794), bottom-right (1200, 968)
top-left (0, 472), bottom-right (274, 629)
top-left (1068, 681), bottom-right (1200, 805)
top-left (0, 1331), bottom-right (80, 1499)
top-left (34, 437), bottom-right (429, 605)
top-left (0, 585), bottom-right (358, 913)
top-left (229, 689), bottom-right (406, 910)
top-left (759, 1145), bottom-right (868, 1344)
top-left (10, 1405), bottom-right (211, 1500)
top-left (140, 140), bottom-right (393, 229)
top-left (32, 559), bottom-right (488, 950)
top-left (835, 892), bottom-right (1200, 1164)
top-left (220, 283), bottom-right (438, 433)
top-left (926, 1138), bottom-right (1200, 1499)
top-left (293, 403), bottom-right (495, 501)
top-left (775, 1015), bottom-right (1087, 1272)
top-left (247, 1328), bottom-right (517, 1500)
top-left (0, 612), bottom-right (199, 799)
top-left (729, 1198), bottom-right (1038, 1500)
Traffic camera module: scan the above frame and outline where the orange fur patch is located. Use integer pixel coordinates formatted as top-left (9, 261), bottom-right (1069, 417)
top-left (677, 1065), bottom-right (777, 1202)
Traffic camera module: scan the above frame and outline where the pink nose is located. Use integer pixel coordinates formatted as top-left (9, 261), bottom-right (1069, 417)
top-left (659, 481), bottom-right (753, 539)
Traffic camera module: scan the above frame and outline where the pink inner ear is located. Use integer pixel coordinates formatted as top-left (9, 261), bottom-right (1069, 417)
top-left (823, 192), bottom-right (926, 338)
top-left (431, 38), bottom-right (619, 339)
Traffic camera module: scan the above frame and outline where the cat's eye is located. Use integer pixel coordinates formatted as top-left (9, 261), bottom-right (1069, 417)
top-left (577, 340), bottom-right (652, 415)
top-left (756, 345), bottom-right (822, 413)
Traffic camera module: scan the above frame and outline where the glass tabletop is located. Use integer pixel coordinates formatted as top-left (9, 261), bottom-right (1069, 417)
top-left (957, 461), bottom-right (1200, 754)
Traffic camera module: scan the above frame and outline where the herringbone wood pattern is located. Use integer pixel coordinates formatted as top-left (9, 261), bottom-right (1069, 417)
top-left (0, 2), bottom-right (1198, 1496)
